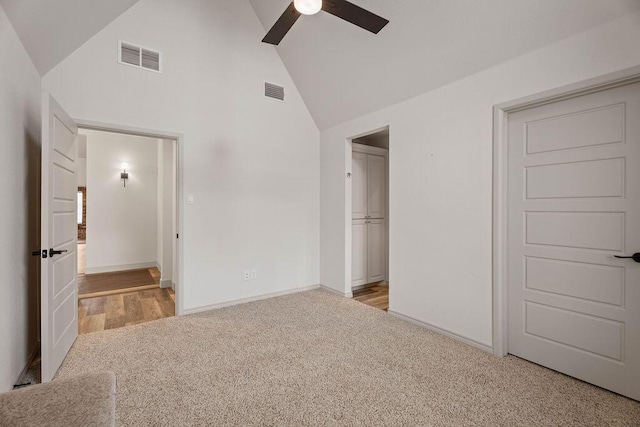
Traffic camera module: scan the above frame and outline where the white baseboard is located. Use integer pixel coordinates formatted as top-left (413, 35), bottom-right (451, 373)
top-left (160, 279), bottom-right (173, 289)
top-left (183, 284), bottom-right (321, 315)
top-left (320, 285), bottom-right (353, 298)
top-left (388, 310), bottom-right (493, 354)
top-left (84, 262), bottom-right (158, 275)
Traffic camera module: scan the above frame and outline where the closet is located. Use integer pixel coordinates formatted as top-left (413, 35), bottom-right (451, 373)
top-left (351, 143), bottom-right (387, 288)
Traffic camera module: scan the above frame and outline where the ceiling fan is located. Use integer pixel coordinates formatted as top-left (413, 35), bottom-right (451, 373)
top-left (262, 0), bottom-right (389, 45)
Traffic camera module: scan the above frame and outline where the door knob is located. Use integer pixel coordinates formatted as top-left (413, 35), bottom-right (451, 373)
top-left (49, 248), bottom-right (68, 257)
top-left (614, 253), bottom-right (640, 263)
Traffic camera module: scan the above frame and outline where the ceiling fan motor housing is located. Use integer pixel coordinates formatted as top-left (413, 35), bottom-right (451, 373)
top-left (294, 0), bottom-right (322, 15)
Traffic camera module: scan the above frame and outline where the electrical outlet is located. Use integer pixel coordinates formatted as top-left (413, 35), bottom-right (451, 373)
top-left (243, 271), bottom-right (250, 281)
top-left (250, 269), bottom-right (257, 280)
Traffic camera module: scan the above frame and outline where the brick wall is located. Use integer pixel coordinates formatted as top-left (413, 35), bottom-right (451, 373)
top-left (78, 187), bottom-right (86, 241)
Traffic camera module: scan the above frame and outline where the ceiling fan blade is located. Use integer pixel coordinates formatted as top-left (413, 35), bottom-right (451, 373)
top-left (322, 0), bottom-right (389, 34)
top-left (262, 2), bottom-right (301, 45)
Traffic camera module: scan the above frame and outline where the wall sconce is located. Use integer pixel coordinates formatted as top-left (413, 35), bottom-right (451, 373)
top-left (121, 162), bottom-right (129, 187)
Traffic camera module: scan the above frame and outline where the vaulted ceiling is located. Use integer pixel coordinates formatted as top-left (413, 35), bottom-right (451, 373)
top-left (249, 0), bottom-right (640, 129)
top-left (2, 0), bottom-right (639, 128)
top-left (0, 0), bottom-right (139, 75)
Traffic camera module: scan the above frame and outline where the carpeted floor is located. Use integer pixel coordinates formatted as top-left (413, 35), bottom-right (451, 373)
top-left (55, 290), bottom-right (640, 426)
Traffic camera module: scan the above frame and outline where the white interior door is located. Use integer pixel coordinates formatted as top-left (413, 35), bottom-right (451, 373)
top-left (367, 219), bottom-right (386, 283)
top-left (507, 82), bottom-right (640, 400)
top-left (352, 151), bottom-right (367, 219)
top-left (41, 94), bottom-right (78, 382)
top-left (352, 219), bottom-right (368, 287)
top-left (367, 154), bottom-right (386, 219)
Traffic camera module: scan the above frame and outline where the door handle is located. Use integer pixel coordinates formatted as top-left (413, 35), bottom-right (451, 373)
top-left (614, 253), bottom-right (640, 263)
top-left (49, 248), bottom-right (68, 257)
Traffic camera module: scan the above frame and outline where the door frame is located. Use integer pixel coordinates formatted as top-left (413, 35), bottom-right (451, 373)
top-left (492, 65), bottom-right (640, 357)
top-left (73, 118), bottom-right (186, 316)
top-left (345, 126), bottom-right (390, 297)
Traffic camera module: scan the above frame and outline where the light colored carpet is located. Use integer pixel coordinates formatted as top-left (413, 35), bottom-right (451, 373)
top-left (55, 290), bottom-right (640, 426)
top-left (1, 371), bottom-right (116, 426)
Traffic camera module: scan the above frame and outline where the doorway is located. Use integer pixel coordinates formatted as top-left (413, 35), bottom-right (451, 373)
top-left (349, 128), bottom-right (389, 311)
top-left (494, 68), bottom-right (640, 401)
top-left (37, 94), bottom-right (185, 383)
top-left (75, 129), bottom-right (178, 334)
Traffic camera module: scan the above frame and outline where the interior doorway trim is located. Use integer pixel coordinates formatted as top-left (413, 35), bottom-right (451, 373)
top-left (73, 118), bottom-right (185, 316)
top-left (492, 65), bottom-right (640, 357)
top-left (344, 125), bottom-right (390, 297)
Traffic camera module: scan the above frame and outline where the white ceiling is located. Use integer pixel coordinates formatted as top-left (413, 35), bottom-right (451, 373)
top-left (249, 0), bottom-right (640, 130)
top-left (0, 0), bottom-right (140, 75)
top-left (3, 0), bottom-right (639, 126)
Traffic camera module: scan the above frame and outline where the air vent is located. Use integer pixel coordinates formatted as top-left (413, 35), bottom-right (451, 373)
top-left (264, 82), bottom-right (285, 101)
top-left (119, 41), bottom-right (162, 73)
top-left (120, 43), bottom-right (140, 66)
top-left (141, 49), bottom-right (160, 71)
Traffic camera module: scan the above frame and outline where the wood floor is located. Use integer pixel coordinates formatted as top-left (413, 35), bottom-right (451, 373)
top-left (352, 284), bottom-right (389, 311)
top-left (76, 251), bottom-right (175, 334)
top-left (78, 267), bottom-right (161, 298)
top-left (79, 287), bottom-right (175, 334)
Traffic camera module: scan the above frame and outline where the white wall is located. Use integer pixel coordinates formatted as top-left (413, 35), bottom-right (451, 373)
top-left (160, 139), bottom-right (175, 286)
top-left (156, 138), bottom-right (175, 286)
top-left (171, 140), bottom-right (177, 290)
top-left (84, 129), bottom-right (159, 273)
top-left (320, 12), bottom-right (640, 348)
top-left (156, 139), bottom-right (163, 273)
top-left (0, 4), bottom-right (41, 391)
top-left (43, 0), bottom-right (320, 312)
top-left (77, 134), bottom-right (87, 187)
top-left (76, 158), bottom-right (87, 187)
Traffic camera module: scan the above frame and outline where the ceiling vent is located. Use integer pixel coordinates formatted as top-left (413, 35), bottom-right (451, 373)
top-left (264, 82), bottom-right (285, 102)
top-left (118, 41), bottom-right (161, 73)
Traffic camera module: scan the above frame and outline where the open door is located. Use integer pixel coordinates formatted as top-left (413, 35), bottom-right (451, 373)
top-left (41, 94), bottom-right (78, 382)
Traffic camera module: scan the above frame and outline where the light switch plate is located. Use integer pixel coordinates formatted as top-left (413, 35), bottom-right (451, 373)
top-left (187, 194), bottom-right (194, 205)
